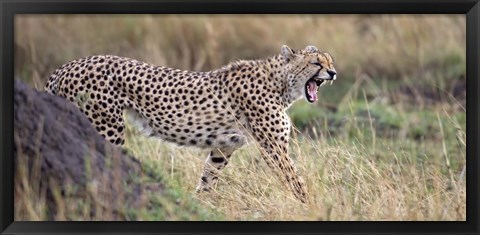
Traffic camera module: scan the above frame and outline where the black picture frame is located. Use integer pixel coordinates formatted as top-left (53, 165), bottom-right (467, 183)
top-left (1, 0), bottom-right (479, 234)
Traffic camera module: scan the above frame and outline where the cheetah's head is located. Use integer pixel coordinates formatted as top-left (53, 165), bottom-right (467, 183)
top-left (281, 45), bottom-right (337, 103)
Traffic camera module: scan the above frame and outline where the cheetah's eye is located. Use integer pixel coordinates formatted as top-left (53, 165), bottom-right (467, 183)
top-left (311, 62), bottom-right (322, 68)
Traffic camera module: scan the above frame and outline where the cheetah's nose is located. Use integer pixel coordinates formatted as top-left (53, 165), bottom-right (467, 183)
top-left (327, 70), bottom-right (337, 80)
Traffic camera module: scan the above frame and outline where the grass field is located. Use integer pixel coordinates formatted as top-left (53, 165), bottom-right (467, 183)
top-left (14, 14), bottom-right (466, 221)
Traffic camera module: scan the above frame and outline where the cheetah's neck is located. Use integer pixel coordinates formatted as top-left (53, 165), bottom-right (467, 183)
top-left (214, 54), bottom-right (292, 107)
top-left (264, 55), bottom-right (303, 108)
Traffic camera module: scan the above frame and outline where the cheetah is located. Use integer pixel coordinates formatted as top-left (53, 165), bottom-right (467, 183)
top-left (44, 45), bottom-right (337, 203)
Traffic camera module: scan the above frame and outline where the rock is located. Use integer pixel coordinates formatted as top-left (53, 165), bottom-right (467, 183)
top-left (14, 79), bottom-right (159, 220)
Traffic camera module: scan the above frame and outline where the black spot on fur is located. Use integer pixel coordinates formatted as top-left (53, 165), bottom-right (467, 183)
top-left (211, 157), bottom-right (225, 163)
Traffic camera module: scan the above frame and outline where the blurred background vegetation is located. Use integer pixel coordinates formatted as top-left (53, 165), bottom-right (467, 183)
top-left (14, 14), bottom-right (466, 221)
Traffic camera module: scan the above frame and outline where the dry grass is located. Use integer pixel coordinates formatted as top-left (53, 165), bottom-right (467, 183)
top-left (124, 107), bottom-right (466, 221)
top-left (14, 14), bottom-right (466, 221)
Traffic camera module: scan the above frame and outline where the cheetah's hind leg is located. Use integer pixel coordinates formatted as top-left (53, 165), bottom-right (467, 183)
top-left (82, 102), bottom-right (126, 146)
top-left (196, 148), bottom-right (235, 192)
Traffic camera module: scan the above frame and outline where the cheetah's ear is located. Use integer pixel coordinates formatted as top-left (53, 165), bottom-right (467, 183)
top-left (281, 45), bottom-right (295, 62)
top-left (305, 45), bottom-right (318, 53)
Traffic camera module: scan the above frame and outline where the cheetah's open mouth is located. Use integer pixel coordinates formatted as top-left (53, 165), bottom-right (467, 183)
top-left (305, 78), bottom-right (324, 103)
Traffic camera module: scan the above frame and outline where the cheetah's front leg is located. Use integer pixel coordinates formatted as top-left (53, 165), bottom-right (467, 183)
top-left (196, 148), bottom-right (234, 192)
top-left (249, 112), bottom-right (309, 203)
